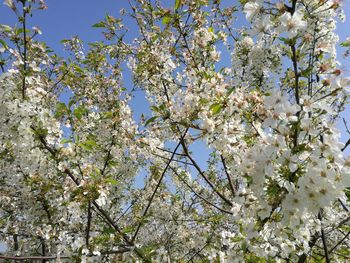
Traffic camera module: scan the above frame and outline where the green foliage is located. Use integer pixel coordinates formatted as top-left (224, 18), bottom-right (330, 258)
top-left (209, 103), bottom-right (222, 115)
top-left (79, 139), bottom-right (98, 151)
top-left (162, 15), bottom-right (172, 25)
top-left (92, 21), bottom-right (106, 28)
top-left (175, 0), bottom-right (181, 10)
top-left (105, 178), bottom-right (119, 185)
top-left (55, 102), bottom-right (69, 118)
top-left (60, 138), bottom-right (72, 144)
top-left (144, 116), bottom-right (158, 126)
top-left (340, 41), bottom-right (350, 47)
top-left (0, 24), bottom-right (12, 33)
top-left (73, 105), bottom-right (88, 120)
top-left (0, 39), bottom-right (8, 50)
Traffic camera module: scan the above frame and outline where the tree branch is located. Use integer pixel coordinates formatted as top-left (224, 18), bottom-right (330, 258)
top-left (169, 165), bottom-right (232, 214)
top-left (86, 201), bottom-right (92, 248)
top-left (30, 126), bottom-right (150, 261)
top-left (181, 141), bottom-right (232, 206)
top-left (0, 255), bottom-right (70, 261)
top-left (20, 0), bottom-right (27, 99)
top-left (131, 128), bottom-right (189, 242)
top-left (220, 155), bottom-right (236, 197)
top-left (318, 211), bottom-right (331, 263)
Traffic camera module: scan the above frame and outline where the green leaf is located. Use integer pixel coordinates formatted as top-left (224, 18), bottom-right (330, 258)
top-left (102, 227), bottom-right (115, 235)
top-left (175, 0), bottom-right (181, 10)
top-left (158, 104), bottom-right (166, 111)
top-left (162, 15), bottom-right (171, 25)
top-left (241, 241), bottom-right (248, 252)
top-left (208, 27), bottom-right (214, 33)
top-left (209, 103), bottom-right (222, 115)
top-left (33, 126), bottom-right (48, 138)
top-left (73, 106), bottom-right (87, 120)
top-left (232, 236), bottom-right (244, 242)
top-left (68, 99), bottom-right (76, 108)
top-left (92, 21), bottom-right (106, 28)
top-left (300, 67), bottom-right (313, 77)
top-left (0, 39), bottom-right (8, 50)
top-left (73, 64), bottom-right (84, 74)
top-left (106, 178), bottom-right (119, 185)
top-left (145, 116), bottom-right (157, 126)
top-left (340, 41), bottom-right (350, 47)
top-left (279, 37), bottom-right (295, 46)
top-left (0, 24), bottom-right (12, 33)
top-left (60, 138), bottom-right (72, 144)
top-left (239, 0), bottom-right (248, 4)
top-left (15, 28), bottom-right (27, 35)
top-left (122, 226), bottom-right (134, 234)
top-left (102, 111), bottom-right (113, 119)
top-left (55, 102), bottom-right (68, 118)
top-left (226, 87), bottom-right (235, 97)
top-left (79, 139), bottom-right (98, 151)
top-left (340, 225), bottom-right (350, 232)
top-left (150, 106), bottom-right (159, 112)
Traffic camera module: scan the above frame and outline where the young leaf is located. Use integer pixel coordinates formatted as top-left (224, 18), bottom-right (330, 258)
top-left (55, 102), bottom-right (68, 118)
top-left (209, 103), bottom-right (222, 115)
top-left (0, 24), bottom-right (12, 33)
top-left (162, 15), bottom-right (171, 25)
top-left (73, 106), bottom-right (88, 120)
top-left (92, 21), bottom-right (106, 28)
top-left (175, 0), bottom-right (181, 10)
top-left (79, 139), bottom-right (98, 151)
top-left (106, 178), bottom-right (119, 185)
top-left (145, 116), bottom-right (158, 126)
top-left (226, 87), bottom-right (235, 97)
top-left (60, 138), bottom-right (72, 144)
top-left (0, 39), bottom-right (8, 50)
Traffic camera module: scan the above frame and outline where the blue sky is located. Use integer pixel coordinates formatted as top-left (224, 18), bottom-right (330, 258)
top-left (1, 0), bottom-right (350, 153)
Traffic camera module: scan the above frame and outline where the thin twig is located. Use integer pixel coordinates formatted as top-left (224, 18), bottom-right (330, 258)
top-left (131, 128), bottom-right (189, 242)
top-left (181, 141), bottom-right (232, 206)
top-left (86, 201), bottom-right (92, 248)
top-left (318, 211), bottom-right (331, 263)
top-left (169, 165), bottom-right (232, 214)
top-left (220, 155), bottom-right (235, 197)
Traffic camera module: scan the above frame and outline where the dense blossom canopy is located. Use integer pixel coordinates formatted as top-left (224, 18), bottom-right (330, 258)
top-left (1, 0), bottom-right (350, 262)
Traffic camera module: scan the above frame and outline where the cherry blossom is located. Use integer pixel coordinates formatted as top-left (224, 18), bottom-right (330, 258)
top-left (0, 0), bottom-right (350, 262)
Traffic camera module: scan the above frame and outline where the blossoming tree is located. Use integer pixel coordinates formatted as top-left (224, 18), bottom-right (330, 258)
top-left (1, 0), bottom-right (350, 262)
